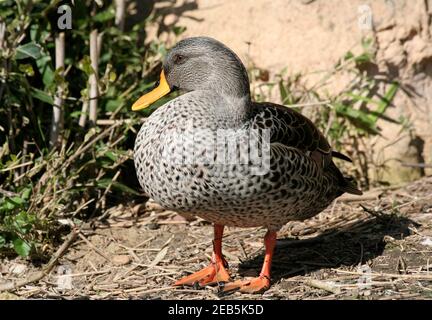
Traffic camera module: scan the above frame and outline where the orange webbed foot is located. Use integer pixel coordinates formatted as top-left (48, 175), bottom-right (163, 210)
top-left (221, 275), bottom-right (270, 294)
top-left (174, 258), bottom-right (231, 288)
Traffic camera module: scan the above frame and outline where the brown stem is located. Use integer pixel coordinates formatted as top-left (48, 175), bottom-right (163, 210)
top-left (88, 29), bottom-right (99, 127)
top-left (49, 32), bottom-right (65, 148)
top-left (115, 0), bottom-right (126, 31)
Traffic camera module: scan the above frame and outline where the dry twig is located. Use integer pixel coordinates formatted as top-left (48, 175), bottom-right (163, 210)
top-left (304, 279), bottom-right (341, 294)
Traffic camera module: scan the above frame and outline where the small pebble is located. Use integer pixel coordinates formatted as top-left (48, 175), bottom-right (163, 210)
top-left (112, 255), bottom-right (132, 266)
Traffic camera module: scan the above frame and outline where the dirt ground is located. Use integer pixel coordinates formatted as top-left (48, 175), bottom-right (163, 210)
top-left (1, 177), bottom-right (432, 300)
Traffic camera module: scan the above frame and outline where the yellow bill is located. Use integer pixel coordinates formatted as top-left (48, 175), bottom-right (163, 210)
top-left (132, 70), bottom-right (171, 111)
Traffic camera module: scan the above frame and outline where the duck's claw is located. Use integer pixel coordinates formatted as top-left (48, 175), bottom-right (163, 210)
top-left (174, 260), bottom-right (231, 288)
top-left (220, 276), bottom-right (270, 294)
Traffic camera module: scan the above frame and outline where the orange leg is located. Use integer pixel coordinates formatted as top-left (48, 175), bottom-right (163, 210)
top-left (174, 224), bottom-right (231, 287)
top-left (222, 230), bottom-right (277, 294)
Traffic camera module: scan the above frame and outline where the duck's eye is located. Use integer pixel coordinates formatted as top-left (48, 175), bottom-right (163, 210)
top-left (173, 54), bottom-right (186, 65)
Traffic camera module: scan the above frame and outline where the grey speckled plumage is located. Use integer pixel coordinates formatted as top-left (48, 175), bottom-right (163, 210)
top-left (134, 37), bottom-right (362, 232)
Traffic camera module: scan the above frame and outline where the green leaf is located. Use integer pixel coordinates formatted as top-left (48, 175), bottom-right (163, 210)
top-left (104, 151), bottom-right (118, 162)
top-left (70, 111), bottom-right (84, 118)
top-left (93, 8), bottom-right (115, 22)
top-left (109, 71), bottom-right (117, 82)
top-left (19, 64), bottom-right (35, 76)
top-left (346, 92), bottom-right (377, 105)
top-left (344, 51), bottom-right (354, 61)
top-left (1, 196), bottom-right (26, 211)
top-left (278, 80), bottom-right (290, 105)
top-left (361, 37), bottom-right (373, 50)
top-left (30, 24), bottom-right (40, 42)
top-left (354, 53), bottom-right (372, 64)
top-left (30, 87), bottom-right (54, 105)
top-left (12, 211), bottom-right (36, 234)
top-left (105, 98), bottom-right (122, 112)
top-left (369, 82), bottom-right (399, 124)
top-left (21, 187), bottom-right (32, 201)
top-left (36, 54), bottom-right (54, 87)
top-left (15, 42), bottom-right (42, 60)
top-left (12, 238), bottom-right (31, 257)
top-left (0, 234), bottom-right (6, 248)
top-left (173, 26), bottom-right (187, 36)
top-left (79, 55), bottom-right (93, 76)
top-left (334, 103), bottom-right (380, 134)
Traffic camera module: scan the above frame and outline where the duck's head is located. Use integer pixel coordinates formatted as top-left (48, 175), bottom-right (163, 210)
top-left (132, 37), bottom-right (251, 111)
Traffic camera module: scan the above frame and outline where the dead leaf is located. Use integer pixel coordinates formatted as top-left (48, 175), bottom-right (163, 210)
top-left (148, 246), bottom-right (168, 268)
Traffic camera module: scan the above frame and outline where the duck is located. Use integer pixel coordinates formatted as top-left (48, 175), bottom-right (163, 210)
top-left (131, 36), bottom-right (362, 293)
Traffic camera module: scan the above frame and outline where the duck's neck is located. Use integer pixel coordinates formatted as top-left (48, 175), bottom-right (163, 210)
top-left (215, 92), bottom-right (253, 127)
top-left (206, 57), bottom-right (252, 121)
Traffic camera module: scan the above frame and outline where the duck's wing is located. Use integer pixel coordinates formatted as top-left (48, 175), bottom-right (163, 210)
top-left (251, 102), bottom-right (333, 165)
top-left (251, 102), bottom-right (362, 195)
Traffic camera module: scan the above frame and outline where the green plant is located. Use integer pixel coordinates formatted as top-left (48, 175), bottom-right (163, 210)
top-left (0, 0), bottom-right (184, 257)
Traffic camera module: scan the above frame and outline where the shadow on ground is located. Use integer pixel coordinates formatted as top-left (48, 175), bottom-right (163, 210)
top-left (124, 0), bottom-right (200, 33)
top-left (237, 215), bottom-right (417, 283)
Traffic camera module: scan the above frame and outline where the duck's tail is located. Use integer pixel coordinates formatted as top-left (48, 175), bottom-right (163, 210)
top-left (328, 160), bottom-right (363, 196)
top-left (340, 178), bottom-right (363, 195)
